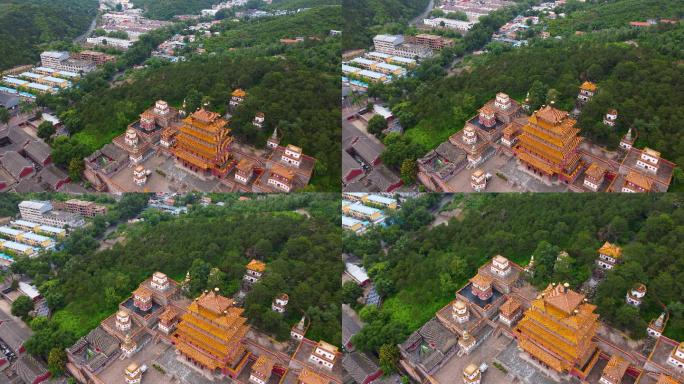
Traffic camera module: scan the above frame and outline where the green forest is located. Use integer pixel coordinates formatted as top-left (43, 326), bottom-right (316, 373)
top-left (38, 6), bottom-right (341, 191)
top-left (5, 193), bottom-right (341, 366)
top-left (367, 0), bottom-right (684, 188)
top-left (345, 193), bottom-right (684, 356)
top-left (0, 0), bottom-right (98, 70)
top-left (342, 0), bottom-right (430, 50)
top-left (131, 0), bottom-right (224, 19)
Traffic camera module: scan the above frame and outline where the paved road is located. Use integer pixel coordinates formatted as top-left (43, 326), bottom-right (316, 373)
top-left (409, 0), bottom-right (435, 26)
top-left (74, 11), bottom-right (99, 44)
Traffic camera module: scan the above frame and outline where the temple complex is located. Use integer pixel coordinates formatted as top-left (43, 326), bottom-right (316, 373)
top-left (470, 169), bottom-right (487, 191)
top-left (597, 241), bottom-right (622, 270)
top-left (244, 259), bottom-right (266, 284)
top-left (415, 84), bottom-right (677, 193)
top-left (577, 81), bottom-right (597, 104)
top-left (513, 105), bottom-right (583, 183)
top-left (65, 269), bottom-right (342, 384)
top-left (173, 108), bottom-right (235, 177)
top-left (230, 88), bottom-right (247, 108)
top-left (515, 283), bottom-right (600, 379)
top-left (600, 355), bottom-right (629, 384)
top-left (448, 93), bottom-right (522, 166)
top-left (173, 288), bottom-right (250, 377)
top-left (627, 283), bottom-right (647, 306)
top-left (399, 254), bottom-right (684, 384)
top-left (648, 313), bottom-right (668, 338)
top-left (84, 95), bottom-right (316, 193)
top-left (272, 293), bottom-right (289, 313)
top-left (66, 271), bottom-right (187, 384)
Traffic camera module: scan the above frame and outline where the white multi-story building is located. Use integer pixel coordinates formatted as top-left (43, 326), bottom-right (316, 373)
top-left (86, 36), bottom-right (134, 50)
top-left (636, 148), bottom-right (660, 173)
top-left (40, 51), bottom-right (70, 68)
top-left (668, 342), bottom-right (684, 369)
top-left (423, 18), bottom-right (475, 31)
top-left (308, 341), bottom-right (338, 370)
top-left (18, 201), bottom-right (85, 229)
top-left (373, 35), bottom-right (404, 54)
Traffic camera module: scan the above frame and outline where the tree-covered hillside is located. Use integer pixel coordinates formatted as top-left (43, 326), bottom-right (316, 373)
top-left (130, 0), bottom-right (224, 19)
top-left (38, 7), bottom-right (341, 191)
top-left (0, 0), bottom-right (98, 70)
top-left (369, 0), bottom-right (684, 187)
top-left (9, 193), bottom-right (341, 361)
top-left (346, 194), bottom-right (684, 355)
top-left (549, 0), bottom-right (684, 36)
top-left (343, 0), bottom-right (430, 50)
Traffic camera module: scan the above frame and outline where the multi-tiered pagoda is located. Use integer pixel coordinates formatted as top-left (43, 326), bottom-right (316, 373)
top-left (173, 288), bottom-right (250, 377)
top-left (514, 105), bottom-right (583, 183)
top-left (173, 109), bottom-right (234, 177)
top-left (514, 283), bottom-right (600, 379)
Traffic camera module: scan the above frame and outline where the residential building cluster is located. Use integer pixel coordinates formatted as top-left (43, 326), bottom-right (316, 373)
top-left (417, 84), bottom-right (675, 193)
top-left (0, 199), bottom-right (96, 264)
top-left (398, 253), bottom-right (684, 384)
top-left (341, 192), bottom-right (397, 234)
top-left (492, 15), bottom-right (540, 46)
top-left (101, 10), bottom-right (171, 40)
top-left (0, 50), bottom-right (115, 100)
top-left (421, 0), bottom-right (516, 30)
top-left (342, 33), bottom-right (449, 91)
top-left (342, 113), bottom-right (403, 192)
top-left (84, 93), bottom-right (315, 193)
top-left (439, 0), bottom-right (516, 21)
top-left (66, 268), bottom-right (342, 384)
top-left (151, 34), bottom-right (191, 62)
top-left (0, 123), bottom-right (78, 193)
top-left (198, 0), bottom-right (248, 17)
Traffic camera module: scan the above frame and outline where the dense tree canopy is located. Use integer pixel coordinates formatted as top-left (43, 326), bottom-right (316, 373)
top-left (0, 0), bottom-right (98, 70)
top-left (130, 0), bottom-right (224, 19)
top-left (342, 0), bottom-right (430, 50)
top-left (39, 7), bottom-right (341, 190)
top-left (10, 193), bottom-right (341, 359)
top-left (370, 6), bottom-right (684, 187)
top-left (347, 194), bottom-right (684, 355)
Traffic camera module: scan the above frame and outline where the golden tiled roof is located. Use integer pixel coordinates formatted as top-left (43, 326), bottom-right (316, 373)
top-left (232, 88), bottom-right (246, 98)
top-left (543, 284), bottom-right (584, 314)
top-left (656, 374), bottom-right (681, 384)
top-left (159, 307), bottom-right (176, 323)
top-left (191, 109), bottom-right (221, 123)
top-left (197, 289), bottom-right (233, 314)
top-left (598, 242), bottom-right (622, 259)
top-left (602, 355), bottom-right (628, 382)
top-left (126, 362), bottom-right (139, 373)
top-left (237, 158), bottom-right (254, 172)
top-left (500, 297), bottom-right (521, 317)
top-left (252, 354), bottom-right (275, 378)
top-left (580, 81), bottom-right (597, 92)
top-left (464, 363), bottom-right (478, 375)
top-left (271, 164), bottom-right (295, 181)
top-left (643, 147), bottom-right (661, 158)
top-left (479, 105), bottom-right (495, 116)
top-left (176, 339), bottom-right (222, 370)
top-left (518, 337), bottom-right (563, 372)
top-left (246, 259), bottom-right (266, 272)
top-left (317, 340), bottom-right (339, 354)
top-left (298, 367), bottom-right (329, 384)
top-left (286, 144), bottom-right (302, 154)
top-left (585, 163), bottom-right (606, 180)
top-left (625, 170), bottom-right (652, 191)
top-left (535, 105), bottom-right (568, 125)
top-left (469, 273), bottom-right (492, 288)
top-left (132, 286), bottom-right (152, 299)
